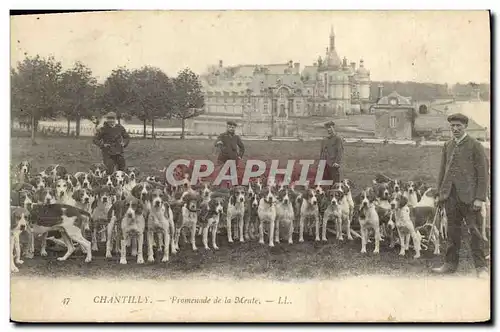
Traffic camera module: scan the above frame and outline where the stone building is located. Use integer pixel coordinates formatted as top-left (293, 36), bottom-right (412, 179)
top-left (187, 26), bottom-right (372, 136)
top-left (372, 91), bottom-right (415, 140)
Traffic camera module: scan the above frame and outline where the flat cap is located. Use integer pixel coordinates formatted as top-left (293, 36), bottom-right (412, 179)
top-left (324, 121), bottom-right (335, 128)
top-left (447, 113), bottom-right (468, 125)
top-left (227, 120), bottom-right (237, 126)
top-left (105, 112), bottom-right (117, 119)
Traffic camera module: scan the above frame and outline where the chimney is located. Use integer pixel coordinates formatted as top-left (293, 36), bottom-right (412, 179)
top-left (377, 84), bottom-right (384, 100)
top-left (350, 62), bottom-right (356, 71)
top-left (288, 60), bottom-right (293, 68)
top-left (219, 60), bottom-right (223, 68)
top-left (294, 62), bottom-right (300, 73)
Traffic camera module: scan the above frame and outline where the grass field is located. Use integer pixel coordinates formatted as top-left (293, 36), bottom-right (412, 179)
top-left (10, 137), bottom-right (489, 280)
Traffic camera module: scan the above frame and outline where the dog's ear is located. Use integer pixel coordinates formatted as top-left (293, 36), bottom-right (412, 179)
top-left (72, 189), bottom-right (82, 202)
top-left (131, 184), bottom-right (141, 199)
top-left (135, 199), bottom-right (144, 215)
top-left (91, 197), bottom-right (98, 210)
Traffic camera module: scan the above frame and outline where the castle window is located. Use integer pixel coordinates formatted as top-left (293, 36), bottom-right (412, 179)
top-left (288, 99), bottom-right (294, 115)
top-left (263, 103), bottom-right (268, 113)
top-left (389, 116), bottom-right (398, 128)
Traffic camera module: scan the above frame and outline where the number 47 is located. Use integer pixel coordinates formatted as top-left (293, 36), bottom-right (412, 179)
top-left (62, 298), bottom-right (71, 305)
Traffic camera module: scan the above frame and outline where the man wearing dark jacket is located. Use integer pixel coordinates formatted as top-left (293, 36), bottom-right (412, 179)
top-left (319, 121), bottom-right (344, 184)
top-left (432, 113), bottom-right (489, 278)
top-left (93, 112), bottom-right (130, 175)
top-left (214, 121), bottom-right (245, 166)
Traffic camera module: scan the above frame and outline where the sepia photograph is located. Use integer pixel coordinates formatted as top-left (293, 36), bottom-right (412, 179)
top-left (9, 9), bottom-right (491, 322)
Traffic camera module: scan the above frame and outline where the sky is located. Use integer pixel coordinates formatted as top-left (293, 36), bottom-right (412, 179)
top-left (10, 10), bottom-right (490, 84)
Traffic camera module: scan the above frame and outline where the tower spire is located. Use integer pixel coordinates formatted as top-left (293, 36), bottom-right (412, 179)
top-left (329, 25), bottom-right (335, 50)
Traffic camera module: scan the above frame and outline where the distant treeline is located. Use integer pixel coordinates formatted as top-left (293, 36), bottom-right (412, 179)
top-left (370, 81), bottom-right (490, 102)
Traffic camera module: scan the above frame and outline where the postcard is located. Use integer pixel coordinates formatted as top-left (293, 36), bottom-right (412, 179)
top-left (10, 10), bottom-right (491, 322)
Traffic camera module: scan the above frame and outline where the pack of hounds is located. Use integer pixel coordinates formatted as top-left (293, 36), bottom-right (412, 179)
top-left (10, 160), bottom-right (489, 273)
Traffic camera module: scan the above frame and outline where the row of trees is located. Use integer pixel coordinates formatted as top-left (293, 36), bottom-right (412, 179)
top-left (11, 55), bottom-right (205, 144)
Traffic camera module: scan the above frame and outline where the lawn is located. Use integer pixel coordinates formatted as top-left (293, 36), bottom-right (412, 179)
top-left (9, 137), bottom-right (488, 280)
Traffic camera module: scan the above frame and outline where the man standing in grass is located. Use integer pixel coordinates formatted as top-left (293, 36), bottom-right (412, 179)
top-left (319, 121), bottom-right (344, 184)
top-left (432, 113), bottom-right (489, 279)
top-left (93, 112), bottom-right (130, 175)
top-left (214, 121), bottom-right (245, 186)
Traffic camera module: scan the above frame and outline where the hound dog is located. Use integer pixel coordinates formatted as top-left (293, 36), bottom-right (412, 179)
top-left (15, 161), bottom-right (32, 183)
top-left (322, 189), bottom-right (350, 242)
top-left (257, 186), bottom-right (278, 247)
top-left (125, 167), bottom-right (140, 192)
top-left (275, 188), bottom-right (295, 244)
top-left (64, 174), bottom-right (79, 191)
top-left (413, 187), bottom-right (441, 255)
top-left (356, 188), bottom-right (381, 254)
top-left (54, 179), bottom-right (76, 206)
top-left (11, 207), bottom-right (30, 272)
top-left (11, 184), bottom-right (35, 210)
top-left (226, 186), bottom-right (247, 243)
top-left (131, 182), bottom-right (155, 253)
top-left (107, 196), bottom-right (146, 264)
top-left (33, 187), bottom-right (58, 257)
top-left (147, 188), bottom-right (175, 262)
top-left (30, 175), bottom-right (47, 190)
top-left (172, 193), bottom-right (201, 251)
top-left (373, 182), bottom-right (395, 246)
top-left (341, 179), bottom-right (355, 237)
top-left (11, 185), bottom-right (36, 258)
top-left (89, 163), bottom-right (107, 178)
top-left (389, 179), bottom-right (403, 196)
top-left (244, 189), bottom-right (260, 241)
top-left (39, 164), bottom-right (68, 182)
top-left (198, 194), bottom-right (226, 250)
top-left (389, 194), bottom-right (421, 258)
top-left (72, 188), bottom-right (95, 235)
top-left (91, 186), bottom-right (116, 252)
top-left (29, 203), bottom-right (92, 262)
top-left (112, 170), bottom-right (131, 200)
top-left (74, 172), bottom-right (95, 190)
top-left (199, 182), bottom-right (214, 205)
top-left (102, 174), bottom-right (116, 188)
top-left (403, 181), bottom-right (420, 207)
top-left (298, 189), bottom-right (320, 242)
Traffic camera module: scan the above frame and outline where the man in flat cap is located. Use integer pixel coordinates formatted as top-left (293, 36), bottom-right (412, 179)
top-left (319, 121), bottom-right (344, 184)
top-left (433, 113), bottom-right (489, 278)
top-left (213, 121), bottom-right (245, 186)
top-left (93, 112), bottom-right (130, 175)
top-left (214, 121), bottom-right (245, 166)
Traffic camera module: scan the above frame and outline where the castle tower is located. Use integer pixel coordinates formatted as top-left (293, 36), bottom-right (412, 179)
top-left (356, 59), bottom-right (371, 101)
top-left (330, 25), bottom-right (335, 51)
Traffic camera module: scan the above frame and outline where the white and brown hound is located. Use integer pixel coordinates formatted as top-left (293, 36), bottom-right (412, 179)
top-left (389, 194), bottom-right (421, 258)
top-left (147, 188), bottom-right (175, 262)
top-left (226, 186), bottom-right (246, 243)
top-left (257, 186), bottom-right (278, 247)
top-left (298, 189), bottom-right (320, 242)
top-left (11, 207), bottom-right (29, 272)
top-left (275, 188), bottom-right (295, 244)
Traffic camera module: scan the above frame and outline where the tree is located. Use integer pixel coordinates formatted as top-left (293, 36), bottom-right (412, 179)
top-left (172, 68), bottom-right (205, 139)
top-left (129, 66), bottom-right (174, 138)
top-left (99, 67), bottom-right (135, 124)
top-left (11, 55), bottom-right (63, 144)
top-left (59, 62), bottom-right (98, 137)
